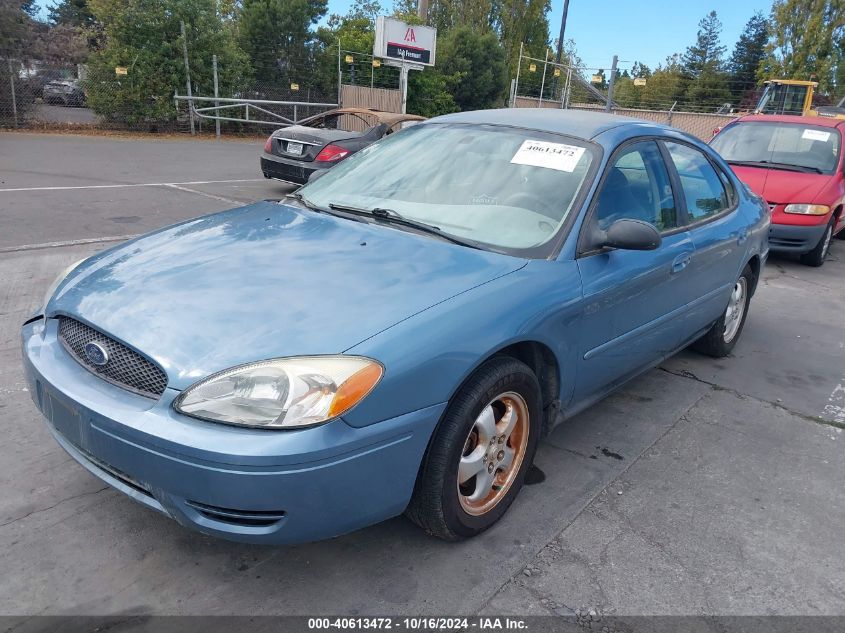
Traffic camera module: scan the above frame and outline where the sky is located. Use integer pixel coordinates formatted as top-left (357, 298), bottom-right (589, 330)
top-left (325, 0), bottom-right (775, 71)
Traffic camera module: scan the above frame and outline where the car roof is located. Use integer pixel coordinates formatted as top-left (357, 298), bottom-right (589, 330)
top-left (429, 108), bottom-right (667, 140)
top-left (731, 113), bottom-right (845, 129)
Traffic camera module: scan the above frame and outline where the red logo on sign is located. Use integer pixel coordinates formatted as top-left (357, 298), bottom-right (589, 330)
top-left (404, 28), bottom-right (416, 43)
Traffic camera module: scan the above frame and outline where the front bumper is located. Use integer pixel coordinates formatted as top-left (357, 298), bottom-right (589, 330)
top-left (22, 318), bottom-right (443, 544)
top-left (260, 153), bottom-right (329, 185)
top-left (768, 222), bottom-right (828, 253)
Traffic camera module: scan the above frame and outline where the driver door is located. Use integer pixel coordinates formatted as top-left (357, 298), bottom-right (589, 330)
top-left (573, 140), bottom-right (696, 402)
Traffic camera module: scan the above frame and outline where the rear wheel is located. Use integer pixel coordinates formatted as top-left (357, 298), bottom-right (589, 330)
top-left (406, 357), bottom-right (542, 541)
top-left (801, 220), bottom-right (834, 267)
top-left (692, 264), bottom-right (753, 358)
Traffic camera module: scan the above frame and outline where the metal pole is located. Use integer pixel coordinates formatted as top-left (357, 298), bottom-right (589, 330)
top-left (539, 49), bottom-right (549, 107)
top-left (605, 55), bottom-right (618, 112)
top-left (555, 0), bottom-right (570, 65)
top-left (509, 79), bottom-right (516, 107)
top-left (337, 42), bottom-right (342, 106)
top-left (7, 58), bottom-right (18, 128)
top-left (371, 55), bottom-right (374, 89)
top-left (564, 67), bottom-right (572, 108)
top-left (212, 55), bottom-right (220, 139)
top-left (399, 63), bottom-right (409, 114)
top-left (513, 42), bottom-right (523, 108)
top-left (180, 20), bottom-right (195, 135)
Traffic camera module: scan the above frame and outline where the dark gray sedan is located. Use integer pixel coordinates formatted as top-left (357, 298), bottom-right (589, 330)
top-left (260, 108), bottom-right (425, 185)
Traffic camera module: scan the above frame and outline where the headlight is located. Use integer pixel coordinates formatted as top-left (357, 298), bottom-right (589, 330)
top-left (174, 356), bottom-right (383, 429)
top-left (783, 204), bottom-right (830, 215)
top-left (43, 259), bottom-right (84, 311)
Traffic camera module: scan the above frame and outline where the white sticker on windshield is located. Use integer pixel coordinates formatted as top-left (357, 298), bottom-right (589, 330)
top-left (510, 140), bottom-right (586, 172)
top-left (802, 129), bottom-right (831, 142)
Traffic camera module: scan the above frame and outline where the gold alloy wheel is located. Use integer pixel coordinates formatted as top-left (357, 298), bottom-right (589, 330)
top-left (457, 392), bottom-right (530, 516)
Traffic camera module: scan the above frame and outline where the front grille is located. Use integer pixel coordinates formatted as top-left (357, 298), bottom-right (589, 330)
top-left (58, 317), bottom-right (167, 398)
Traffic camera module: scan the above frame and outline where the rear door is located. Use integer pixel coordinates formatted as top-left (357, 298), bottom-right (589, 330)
top-left (661, 140), bottom-right (748, 336)
top-left (574, 140), bottom-right (697, 402)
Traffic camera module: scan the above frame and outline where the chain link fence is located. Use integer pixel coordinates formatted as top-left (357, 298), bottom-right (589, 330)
top-left (510, 50), bottom-right (771, 139)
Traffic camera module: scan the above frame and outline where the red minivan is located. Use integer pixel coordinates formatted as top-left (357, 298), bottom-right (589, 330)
top-left (710, 114), bottom-right (845, 266)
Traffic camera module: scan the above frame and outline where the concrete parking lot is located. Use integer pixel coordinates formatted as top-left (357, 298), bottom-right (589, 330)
top-left (1, 132), bottom-right (844, 619)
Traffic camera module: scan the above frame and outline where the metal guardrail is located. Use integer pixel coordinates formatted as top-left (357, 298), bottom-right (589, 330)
top-left (173, 95), bottom-right (338, 132)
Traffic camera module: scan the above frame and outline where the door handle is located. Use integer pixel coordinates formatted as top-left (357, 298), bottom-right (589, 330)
top-left (671, 253), bottom-right (692, 274)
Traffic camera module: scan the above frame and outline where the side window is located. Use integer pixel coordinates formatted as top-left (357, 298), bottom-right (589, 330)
top-left (665, 142), bottom-right (730, 222)
top-left (594, 141), bottom-right (677, 232)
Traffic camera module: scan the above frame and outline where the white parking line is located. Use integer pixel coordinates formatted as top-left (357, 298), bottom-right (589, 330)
top-left (0, 178), bottom-right (264, 193)
top-left (0, 235), bottom-right (140, 254)
top-left (164, 183), bottom-right (241, 205)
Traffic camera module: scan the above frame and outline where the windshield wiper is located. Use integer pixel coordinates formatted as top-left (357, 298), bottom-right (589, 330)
top-left (727, 160), bottom-right (823, 174)
top-left (285, 192), bottom-right (363, 221)
top-left (328, 202), bottom-right (482, 249)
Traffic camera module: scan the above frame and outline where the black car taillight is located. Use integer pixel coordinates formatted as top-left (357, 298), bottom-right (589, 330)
top-left (315, 144), bottom-right (350, 162)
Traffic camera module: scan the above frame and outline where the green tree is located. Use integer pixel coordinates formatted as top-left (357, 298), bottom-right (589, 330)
top-left (407, 66), bottom-right (458, 116)
top-left (761, 0), bottom-right (845, 94)
top-left (682, 12), bottom-right (731, 111)
top-left (49, 0), bottom-right (104, 51)
top-left (438, 25), bottom-right (508, 110)
top-left (239, 0), bottom-right (327, 83)
top-left (729, 12), bottom-right (768, 87)
top-left (495, 0), bottom-right (551, 75)
top-left (640, 55), bottom-right (687, 110)
top-left (49, 0), bottom-right (97, 28)
top-left (682, 11), bottom-right (726, 78)
top-left (727, 12), bottom-right (768, 106)
top-left (85, 0), bottom-right (248, 126)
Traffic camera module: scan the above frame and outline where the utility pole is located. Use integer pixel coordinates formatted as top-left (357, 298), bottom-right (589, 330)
top-left (605, 54), bottom-right (618, 113)
top-left (418, 0), bottom-right (429, 22)
top-left (180, 20), bottom-right (195, 135)
top-left (212, 54), bottom-right (220, 140)
top-left (554, 0), bottom-right (570, 65)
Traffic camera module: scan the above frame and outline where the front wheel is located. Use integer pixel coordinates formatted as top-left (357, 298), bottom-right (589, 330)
top-left (801, 220), bottom-right (834, 267)
top-left (692, 264), bottom-right (753, 358)
top-left (406, 357), bottom-right (542, 541)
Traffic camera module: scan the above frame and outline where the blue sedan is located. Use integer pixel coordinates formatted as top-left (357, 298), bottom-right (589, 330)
top-left (22, 109), bottom-right (769, 544)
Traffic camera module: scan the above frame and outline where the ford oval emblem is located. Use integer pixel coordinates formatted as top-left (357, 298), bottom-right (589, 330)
top-left (83, 341), bottom-right (109, 367)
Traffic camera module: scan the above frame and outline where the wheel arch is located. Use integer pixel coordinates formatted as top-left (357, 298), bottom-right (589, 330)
top-left (745, 254), bottom-right (762, 297)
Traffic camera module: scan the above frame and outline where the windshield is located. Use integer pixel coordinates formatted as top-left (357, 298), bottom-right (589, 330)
top-left (711, 122), bottom-right (841, 174)
top-left (299, 123), bottom-right (597, 255)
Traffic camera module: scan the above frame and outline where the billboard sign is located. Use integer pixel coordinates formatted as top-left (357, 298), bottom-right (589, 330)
top-left (374, 17), bottom-right (437, 67)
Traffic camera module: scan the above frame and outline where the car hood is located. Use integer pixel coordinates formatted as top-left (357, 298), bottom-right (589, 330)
top-left (50, 201), bottom-right (526, 390)
top-left (731, 165), bottom-right (831, 204)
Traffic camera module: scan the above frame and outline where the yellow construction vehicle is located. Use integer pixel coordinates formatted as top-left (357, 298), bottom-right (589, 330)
top-left (755, 79), bottom-right (845, 119)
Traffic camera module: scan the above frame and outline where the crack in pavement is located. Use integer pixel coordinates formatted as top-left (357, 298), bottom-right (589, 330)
top-left (0, 486), bottom-right (110, 528)
top-left (476, 389), bottom-right (711, 617)
top-left (658, 366), bottom-right (845, 431)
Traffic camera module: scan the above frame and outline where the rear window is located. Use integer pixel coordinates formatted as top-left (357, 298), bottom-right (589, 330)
top-left (712, 122), bottom-right (841, 174)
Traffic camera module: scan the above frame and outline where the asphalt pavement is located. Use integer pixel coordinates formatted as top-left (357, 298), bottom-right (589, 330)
top-left (1, 132), bottom-right (843, 621)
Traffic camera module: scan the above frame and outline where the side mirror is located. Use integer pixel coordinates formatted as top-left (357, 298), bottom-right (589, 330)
top-left (599, 219), bottom-right (661, 251)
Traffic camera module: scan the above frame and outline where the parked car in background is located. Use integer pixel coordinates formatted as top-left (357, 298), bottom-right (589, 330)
top-left (260, 107), bottom-right (425, 185)
top-left (24, 110), bottom-right (768, 545)
top-left (711, 114), bottom-right (844, 266)
top-left (43, 79), bottom-right (86, 107)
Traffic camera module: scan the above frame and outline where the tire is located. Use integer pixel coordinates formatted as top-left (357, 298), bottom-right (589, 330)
top-left (801, 220), bottom-right (834, 267)
top-left (692, 264), bottom-right (753, 358)
top-left (406, 357), bottom-right (542, 541)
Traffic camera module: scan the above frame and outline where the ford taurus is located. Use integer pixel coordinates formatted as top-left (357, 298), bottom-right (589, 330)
top-left (23, 109), bottom-right (769, 544)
